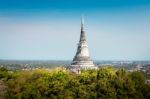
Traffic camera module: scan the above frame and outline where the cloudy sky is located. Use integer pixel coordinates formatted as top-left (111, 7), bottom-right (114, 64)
top-left (0, 0), bottom-right (150, 60)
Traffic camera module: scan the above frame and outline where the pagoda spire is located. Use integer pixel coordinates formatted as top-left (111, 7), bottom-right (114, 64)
top-left (80, 16), bottom-right (86, 42)
top-left (81, 16), bottom-right (84, 31)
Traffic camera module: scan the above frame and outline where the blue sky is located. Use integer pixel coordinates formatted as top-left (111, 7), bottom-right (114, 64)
top-left (0, 0), bottom-right (150, 60)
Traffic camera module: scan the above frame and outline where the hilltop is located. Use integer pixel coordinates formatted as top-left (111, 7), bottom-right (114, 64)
top-left (0, 67), bottom-right (150, 99)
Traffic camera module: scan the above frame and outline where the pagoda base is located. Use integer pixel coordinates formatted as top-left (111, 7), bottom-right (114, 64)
top-left (66, 61), bottom-right (98, 74)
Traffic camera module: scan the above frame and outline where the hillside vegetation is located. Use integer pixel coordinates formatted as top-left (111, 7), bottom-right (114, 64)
top-left (0, 67), bottom-right (150, 99)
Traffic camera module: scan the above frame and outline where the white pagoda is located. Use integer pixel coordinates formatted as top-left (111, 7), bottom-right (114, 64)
top-left (67, 17), bottom-right (97, 74)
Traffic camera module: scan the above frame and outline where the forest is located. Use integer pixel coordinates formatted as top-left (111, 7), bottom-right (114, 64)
top-left (0, 67), bottom-right (150, 99)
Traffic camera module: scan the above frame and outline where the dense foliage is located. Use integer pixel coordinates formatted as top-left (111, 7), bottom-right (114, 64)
top-left (0, 67), bottom-right (150, 99)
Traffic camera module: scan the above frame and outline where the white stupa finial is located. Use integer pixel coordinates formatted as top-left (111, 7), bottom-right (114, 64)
top-left (81, 15), bottom-right (84, 31)
top-left (81, 15), bottom-right (84, 25)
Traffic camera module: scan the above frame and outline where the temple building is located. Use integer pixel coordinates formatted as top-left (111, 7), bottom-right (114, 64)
top-left (67, 17), bottom-right (97, 74)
